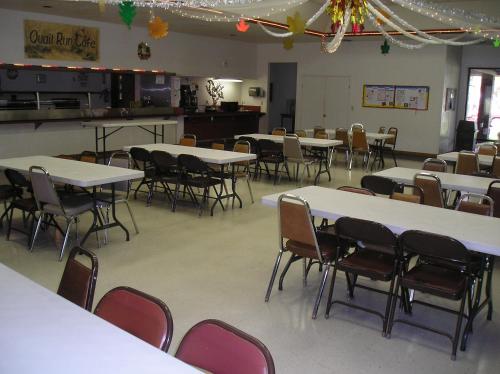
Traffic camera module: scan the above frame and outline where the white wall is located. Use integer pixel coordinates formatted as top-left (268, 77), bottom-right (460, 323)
top-left (0, 8), bottom-right (257, 157)
top-left (256, 41), bottom-right (449, 154)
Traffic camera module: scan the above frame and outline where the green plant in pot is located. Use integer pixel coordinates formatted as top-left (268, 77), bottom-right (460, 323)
top-left (205, 79), bottom-right (224, 111)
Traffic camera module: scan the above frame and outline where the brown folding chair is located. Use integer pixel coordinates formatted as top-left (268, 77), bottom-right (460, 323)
top-left (477, 143), bottom-right (497, 156)
top-left (280, 134), bottom-right (318, 185)
top-left (487, 180), bottom-right (500, 218)
top-left (211, 142), bottom-right (225, 151)
top-left (176, 319), bottom-right (275, 374)
top-left (179, 134), bottom-right (197, 147)
top-left (94, 286), bottom-right (174, 352)
top-left (349, 129), bottom-right (371, 170)
top-left (232, 140), bottom-right (254, 203)
top-left (390, 183), bottom-right (424, 204)
top-left (295, 129), bottom-right (307, 137)
top-left (57, 246), bottom-right (98, 311)
top-left (414, 172), bottom-right (445, 208)
top-left (313, 126), bottom-right (325, 137)
top-left (456, 151), bottom-right (479, 175)
top-left (325, 217), bottom-right (399, 334)
top-left (265, 194), bottom-right (338, 319)
top-left (491, 156), bottom-right (500, 177)
top-left (334, 128), bottom-right (350, 167)
top-left (382, 127), bottom-right (398, 166)
top-left (271, 127), bottom-right (286, 136)
top-left (422, 158), bottom-right (447, 172)
top-left (388, 230), bottom-right (474, 360)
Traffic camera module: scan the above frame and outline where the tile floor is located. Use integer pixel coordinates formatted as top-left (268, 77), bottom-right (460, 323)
top-left (0, 157), bottom-right (498, 373)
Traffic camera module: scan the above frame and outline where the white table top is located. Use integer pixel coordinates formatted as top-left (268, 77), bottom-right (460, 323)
top-left (235, 133), bottom-right (342, 148)
top-left (303, 129), bottom-right (394, 141)
top-left (261, 186), bottom-right (500, 256)
top-left (82, 118), bottom-right (178, 128)
top-left (122, 143), bottom-right (256, 165)
top-left (0, 156), bottom-right (144, 188)
top-left (0, 263), bottom-right (200, 374)
top-left (373, 167), bottom-right (494, 194)
top-left (437, 152), bottom-right (494, 166)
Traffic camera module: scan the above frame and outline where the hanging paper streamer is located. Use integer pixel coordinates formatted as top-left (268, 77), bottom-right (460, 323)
top-left (149, 16), bottom-right (169, 39)
top-left (119, 1), bottom-right (137, 29)
top-left (380, 39), bottom-right (390, 54)
top-left (327, 0), bottom-right (367, 34)
top-left (287, 12), bottom-right (306, 35)
top-left (236, 19), bottom-right (250, 33)
top-left (283, 37), bottom-right (294, 50)
top-left (98, 0), bottom-right (106, 14)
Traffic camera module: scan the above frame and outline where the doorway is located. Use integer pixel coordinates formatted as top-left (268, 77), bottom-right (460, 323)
top-left (465, 68), bottom-right (500, 141)
top-left (268, 63), bottom-right (297, 133)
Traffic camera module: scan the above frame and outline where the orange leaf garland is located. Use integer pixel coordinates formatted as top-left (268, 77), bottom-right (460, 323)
top-left (149, 16), bottom-right (169, 39)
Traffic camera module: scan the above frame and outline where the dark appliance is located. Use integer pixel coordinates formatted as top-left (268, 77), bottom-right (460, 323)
top-left (455, 120), bottom-right (477, 151)
top-left (111, 73), bottom-right (135, 108)
top-left (220, 101), bottom-right (239, 112)
top-left (180, 84), bottom-right (198, 113)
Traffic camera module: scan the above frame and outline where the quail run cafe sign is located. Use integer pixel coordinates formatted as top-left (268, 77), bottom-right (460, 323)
top-left (24, 20), bottom-right (99, 62)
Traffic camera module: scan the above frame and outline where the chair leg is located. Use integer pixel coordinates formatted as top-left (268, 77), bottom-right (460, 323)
top-left (246, 174), bottom-right (254, 203)
top-left (386, 272), bottom-right (402, 338)
top-left (6, 204), bottom-right (14, 240)
top-left (325, 264), bottom-right (339, 318)
top-left (452, 285), bottom-right (468, 360)
top-left (124, 201), bottom-right (139, 234)
top-left (382, 268), bottom-right (398, 336)
top-left (59, 219), bottom-right (73, 261)
top-left (278, 254), bottom-right (296, 291)
top-left (312, 264), bottom-right (331, 319)
top-left (486, 258), bottom-right (494, 320)
top-left (392, 148), bottom-right (398, 166)
top-left (30, 213), bottom-right (44, 252)
top-left (265, 250), bottom-right (284, 302)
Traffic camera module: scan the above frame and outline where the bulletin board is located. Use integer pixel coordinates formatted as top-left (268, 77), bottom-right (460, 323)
top-left (362, 85), bottom-right (395, 108)
top-left (362, 84), bottom-right (430, 110)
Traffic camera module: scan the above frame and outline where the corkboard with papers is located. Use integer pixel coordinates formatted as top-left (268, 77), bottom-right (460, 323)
top-left (362, 84), bottom-right (429, 110)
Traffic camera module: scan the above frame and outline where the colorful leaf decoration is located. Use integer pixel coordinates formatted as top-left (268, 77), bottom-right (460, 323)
top-left (287, 12), bottom-right (305, 35)
top-left (119, 1), bottom-right (136, 29)
top-left (149, 16), bottom-right (169, 39)
top-left (381, 39), bottom-right (390, 54)
top-left (98, 0), bottom-right (106, 14)
top-left (236, 19), bottom-right (250, 33)
top-left (283, 37), bottom-right (294, 50)
top-left (493, 39), bottom-right (500, 48)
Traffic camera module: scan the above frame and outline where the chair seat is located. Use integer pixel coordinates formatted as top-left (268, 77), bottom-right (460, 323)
top-left (285, 234), bottom-right (337, 262)
top-left (338, 250), bottom-right (395, 281)
top-left (401, 264), bottom-right (466, 300)
top-left (44, 194), bottom-right (94, 216)
top-left (184, 176), bottom-right (221, 188)
top-left (11, 197), bottom-right (37, 212)
top-left (260, 155), bottom-right (283, 163)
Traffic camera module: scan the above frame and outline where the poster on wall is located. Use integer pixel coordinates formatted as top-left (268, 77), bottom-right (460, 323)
top-left (394, 86), bottom-right (429, 110)
top-left (362, 85), bottom-right (395, 108)
top-left (24, 20), bottom-right (99, 61)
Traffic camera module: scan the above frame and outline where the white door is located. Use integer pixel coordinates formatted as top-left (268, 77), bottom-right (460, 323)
top-left (299, 75), bottom-right (326, 128)
top-left (324, 76), bottom-right (350, 129)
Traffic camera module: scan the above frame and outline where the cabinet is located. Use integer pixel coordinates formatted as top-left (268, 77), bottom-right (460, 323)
top-left (299, 75), bottom-right (351, 129)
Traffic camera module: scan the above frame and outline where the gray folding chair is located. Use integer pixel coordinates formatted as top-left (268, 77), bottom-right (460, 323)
top-left (96, 151), bottom-right (139, 244)
top-left (29, 166), bottom-right (96, 261)
top-left (279, 134), bottom-right (318, 185)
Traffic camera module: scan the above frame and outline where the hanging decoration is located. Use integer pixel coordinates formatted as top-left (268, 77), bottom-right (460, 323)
top-left (494, 39), bottom-right (500, 48)
top-left (236, 19), bottom-right (250, 33)
top-left (327, 0), bottom-right (367, 34)
top-left (287, 12), bottom-right (306, 35)
top-left (380, 39), bottom-right (390, 54)
top-left (119, 1), bottom-right (137, 29)
top-left (98, 0), bottom-right (106, 14)
top-left (149, 16), bottom-right (169, 39)
top-left (137, 41), bottom-right (151, 60)
top-left (283, 37), bottom-right (294, 50)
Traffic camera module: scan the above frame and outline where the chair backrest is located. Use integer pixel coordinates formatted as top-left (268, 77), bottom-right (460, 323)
top-left (456, 193), bottom-right (494, 216)
top-left (238, 136), bottom-right (259, 154)
top-left (314, 131), bottom-right (328, 139)
top-left (283, 134), bottom-right (304, 162)
top-left (378, 126), bottom-right (386, 134)
top-left (180, 134), bottom-right (197, 147)
top-left (487, 180), bottom-right (500, 218)
top-left (337, 186), bottom-right (376, 195)
top-left (390, 183), bottom-right (424, 204)
top-left (271, 127), bottom-right (286, 136)
top-left (233, 140), bottom-right (251, 166)
top-left (477, 143), bottom-right (497, 156)
top-left (456, 151), bottom-right (479, 175)
top-left (361, 175), bottom-right (398, 195)
top-left (94, 286), bottom-right (173, 352)
top-left (57, 246), bottom-right (98, 311)
top-left (258, 139), bottom-right (281, 155)
top-left (130, 147), bottom-right (152, 169)
top-left (350, 123), bottom-right (364, 132)
top-left (414, 172), bottom-right (444, 208)
top-left (211, 142), bottom-right (225, 151)
top-left (178, 154), bottom-right (211, 175)
top-left (422, 158), bottom-right (447, 172)
top-left (335, 128), bottom-right (349, 146)
top-left (384, 127), bottom-right (398, 146)
top-left (399, 230), bottom-right (470, 269)
top-left (29, 166), bottom-right (63, 211)
top-left (105, 151), bottom-right (133, 193)
top-left (151, 150), bottom-right (177, 174)
top-left (351, 130), bottom-right (368, 150)
top-left (278, 194), bottom-right (321, 260)
top-left (313, 126), bottom-right (325, 137)
top-left (492, 156), bottom-right (500, 177)
top-left (176, 319), bottom-right (275, 374)
top-left (295, 129), bottom-right (307, 137)
top-left (79, 151), bottom-right (98, 164)
top-left (5, 169), bottom-right (31, 191)
top-left (335, 216), bottom-right (398, 255)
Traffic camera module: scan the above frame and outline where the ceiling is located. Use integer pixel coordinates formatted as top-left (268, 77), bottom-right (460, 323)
top-left (1, 0), bottom-right (499, 43)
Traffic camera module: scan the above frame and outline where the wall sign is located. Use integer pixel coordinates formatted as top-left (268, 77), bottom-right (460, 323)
top-left (362, 84), bottom-right (429, 110)
top-left (24, 20), bottom-right (99, 61)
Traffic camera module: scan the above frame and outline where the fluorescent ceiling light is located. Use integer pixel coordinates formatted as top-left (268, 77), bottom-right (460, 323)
top-left (216, 78), bottom-right (243, 83)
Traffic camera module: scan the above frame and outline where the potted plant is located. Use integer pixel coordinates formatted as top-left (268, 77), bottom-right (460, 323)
top-left (205, 79), bottom-right (224, 111)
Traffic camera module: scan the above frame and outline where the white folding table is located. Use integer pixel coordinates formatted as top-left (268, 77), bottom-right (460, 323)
top-left (0, 263), bottom-right (200, 374)
top-left (123, 144), bottom-right (256, 215)
top-left (303, 128), bottom-right (395, 142)
top-left (0, 156), bottom-right (144, 243)
top-left (82, 119), bottom-right (178, 163)
top-left (373, 167), bottom-right (494, 194)
top-left (235, 133), bottom-right (342, 184)
top-left (437, 152), bottom-right (494, 168)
